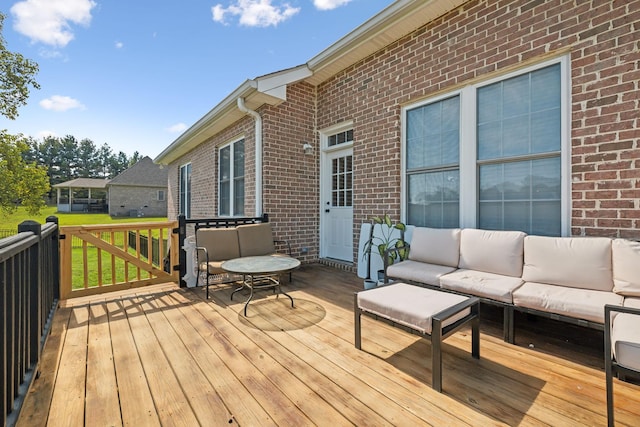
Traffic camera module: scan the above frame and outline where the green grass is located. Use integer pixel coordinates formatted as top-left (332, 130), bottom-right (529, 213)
top-left (1, 206), bottom-right (167, 230)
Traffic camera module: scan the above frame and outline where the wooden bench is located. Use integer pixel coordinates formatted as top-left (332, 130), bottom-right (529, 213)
top-left (354, 282), bottom-right (480, 392)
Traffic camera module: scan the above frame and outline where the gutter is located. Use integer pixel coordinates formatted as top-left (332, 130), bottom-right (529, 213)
top-left (237, 97), bottom-right (263, 217)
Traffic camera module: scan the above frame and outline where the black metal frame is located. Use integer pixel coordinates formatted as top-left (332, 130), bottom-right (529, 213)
top-left (354, 286), bottom-right (480, 392)
top-left (604, 304), bottom-right (640, 427)
top-left (2, 218), bottom-right (59, 427)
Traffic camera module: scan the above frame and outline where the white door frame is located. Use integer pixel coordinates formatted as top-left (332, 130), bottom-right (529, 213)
top-left (319, 122), bottom-right (354, 261)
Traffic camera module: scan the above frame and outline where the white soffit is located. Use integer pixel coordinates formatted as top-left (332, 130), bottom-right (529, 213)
top-left (306, 0), bottom-right (468, 85)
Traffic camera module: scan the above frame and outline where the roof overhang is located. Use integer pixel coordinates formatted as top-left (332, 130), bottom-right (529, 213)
top-left (154, 65), bottom-right (312, 164)
top-left (305, 0), bottom-right (467, 85)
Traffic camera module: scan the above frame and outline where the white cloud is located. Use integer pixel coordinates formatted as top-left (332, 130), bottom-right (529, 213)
top-left (166, 123), bottom-right (188, 133)
top-left (313, 0), bottom-right (352, 10)
top-left (39, 95), bottom-right (85, 112)
top-left (115, 41), bottom-right (124, 49)
top-left (37, 130), bottom-right (57, 139)
top-left (10, 0), bottom-right (96, 47)
top-left (212, 0), bottom-right (300, 27)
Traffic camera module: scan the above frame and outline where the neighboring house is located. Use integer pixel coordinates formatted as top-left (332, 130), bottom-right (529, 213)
top-left (154, 0), bottom-right (639, 269)
top-left (53, 178), bottom-right (109, 213)
top-left (108, 156), bottom-right (169, 217)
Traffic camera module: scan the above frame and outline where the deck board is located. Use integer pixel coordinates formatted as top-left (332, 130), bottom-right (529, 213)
top-left (17, 264), bottom-right (640, 426)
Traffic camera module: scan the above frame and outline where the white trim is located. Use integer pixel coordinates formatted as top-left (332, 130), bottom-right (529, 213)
top-left (179, 162), bottom-right (192, 219)
top-left (401, 55), bottom-right (570, 235)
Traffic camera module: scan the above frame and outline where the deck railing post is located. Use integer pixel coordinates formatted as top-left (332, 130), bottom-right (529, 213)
top-left (46, 216), bottom-right (60, 302)
top-left (178, 215), bottom-right (186, 287)
top-left (17, 221), bottom-right (41, 372)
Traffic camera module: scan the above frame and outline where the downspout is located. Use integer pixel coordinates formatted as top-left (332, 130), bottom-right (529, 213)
top-left (237, 97), bottom-right (263, 217)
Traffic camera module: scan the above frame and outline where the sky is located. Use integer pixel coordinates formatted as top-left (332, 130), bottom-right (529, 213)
top-left (1, 0), bottom-right (394, 158)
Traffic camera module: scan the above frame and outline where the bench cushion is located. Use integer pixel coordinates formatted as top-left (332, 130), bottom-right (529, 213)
top-left (237, 223), bottom-right (276, 257)
top-left (458, 229), bottom-right (526, 277)
top-left (440, 269), bottom-right (523, 304)
top-left (386, 260), bottom-right (457, 287)
top-left (612, 239), bottom-right (640, 296)
top-left (612, 311), bottom-right (640, 372)
top-left (357, 283), bottom-right (470, 334)
top-left (513, 282), bottom-right (623, 323)
top-left (522, 236), bottom-right (613, 291)
top-left (408, 227), bottom-right (461, 268)
top-left (196, 228), bottom-right (240, 263)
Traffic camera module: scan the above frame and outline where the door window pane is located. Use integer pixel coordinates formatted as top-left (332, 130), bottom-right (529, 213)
top-left (219, 140), bottom-right (244, 216)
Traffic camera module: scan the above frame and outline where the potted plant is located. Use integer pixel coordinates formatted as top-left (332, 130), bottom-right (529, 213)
top-left (362, 214), bottom-right (408, 285)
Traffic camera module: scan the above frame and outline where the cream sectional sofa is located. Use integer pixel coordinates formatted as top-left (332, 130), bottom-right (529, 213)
top-left (385, 227), bottom-right (640, 343)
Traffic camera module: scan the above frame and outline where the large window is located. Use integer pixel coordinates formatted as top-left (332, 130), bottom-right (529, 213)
top-left (406, 95), bottom-right (460, 228)
top-left (219, 139), bottom-right (245, 216)
top-left (179, 163), bottom-right (191, 218)
top-left (404, 59), bottom-right (567, 235)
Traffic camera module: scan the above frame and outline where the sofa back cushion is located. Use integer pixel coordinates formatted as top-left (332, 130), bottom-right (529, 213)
top-left (237, 222), bottom-right (276, 257)
top-left (459, 229), bottom-right (526, 277)
top-left (612, 238), bottom-right (640, 296)
top-left (196, 227), bottom-right (240, 262)
top-left (408, 227), bottom-right (461, 267)
top-left (522, 236), bottom-right (613, 291)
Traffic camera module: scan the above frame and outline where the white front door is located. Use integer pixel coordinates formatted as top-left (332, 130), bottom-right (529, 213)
top-left (321, 147), bottom-right (354, 261)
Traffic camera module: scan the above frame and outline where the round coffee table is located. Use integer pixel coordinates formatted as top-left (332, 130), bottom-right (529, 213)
top-left (222, 255), bottom-right (300, 315)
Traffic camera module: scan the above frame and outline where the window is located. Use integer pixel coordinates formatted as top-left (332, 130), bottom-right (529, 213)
top-left (157, 190), bottom-right (165, 201)
top-left (404, 59), bottom-right (567, 236)
top-left (328, 129), bottom-right (353, 147)
top-left (219, 139), bottom-right (245, 216)
top-left (406, 95), bottom-right (460, 228)
top-left (179, 163), bottom-right (191, 218)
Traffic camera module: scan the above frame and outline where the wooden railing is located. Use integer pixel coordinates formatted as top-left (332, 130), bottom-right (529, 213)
top-left (59, 221), bottom-right (179, 299)
top-left (1, 217), bottom-right (59, 427)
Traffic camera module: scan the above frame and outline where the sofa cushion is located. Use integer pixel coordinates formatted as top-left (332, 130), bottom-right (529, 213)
top-left (513, 282), bottom-right (623, 323)
top-left (440, 269), bottom-right (523, 304)
top-left (612, 239), bottom-right (640, 296)
top-left (458, 229), bottom-right (526, 277)
top-left (522, 236), bottom-right (613, 291)
top-left (408, 227), bottom-right (461, 268)
top-left (624, 297), bottom-right (640, 309)
top-left (237, 223), bottom-right (276, 257)
top-left (612, 311), bottom-right (640, 372)
top-left (386, 260), bottom-right (457, 287)
top-left (196, 227), bottom-right (240, 263)
top-left (357, 283), bottom-right (470, 334)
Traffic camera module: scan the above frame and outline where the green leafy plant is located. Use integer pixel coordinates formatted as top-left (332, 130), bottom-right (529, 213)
top-left (362, 214), bottom-right (408, 267)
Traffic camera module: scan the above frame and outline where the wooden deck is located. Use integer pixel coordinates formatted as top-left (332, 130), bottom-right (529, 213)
top-left (18, 264), bottom-right (640, 426)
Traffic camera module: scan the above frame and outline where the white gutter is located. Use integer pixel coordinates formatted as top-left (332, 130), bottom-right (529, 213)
top-left (237, 97), bottom-right (263, 217)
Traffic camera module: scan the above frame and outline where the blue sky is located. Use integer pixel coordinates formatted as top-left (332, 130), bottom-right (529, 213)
top-left (1, 0), bottom-right (393, 158)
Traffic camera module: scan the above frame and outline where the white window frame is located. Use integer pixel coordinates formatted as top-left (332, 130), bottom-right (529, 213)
top-left (179, 163), bottom-right (191, 219)
top-left (401, 55), bottom-right (571, 235)
top-left (218, 137), bottom-right (245, 217)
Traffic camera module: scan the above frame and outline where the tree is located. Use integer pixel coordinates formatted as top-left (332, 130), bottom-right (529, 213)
top-left (0, 13), bottom-right (40, 120)
top-left (0, 131), bottom-right (49, 215)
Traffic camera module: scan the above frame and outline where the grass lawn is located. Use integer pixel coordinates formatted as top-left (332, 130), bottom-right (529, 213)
top-left (1, 206), bottom-right (167, 231)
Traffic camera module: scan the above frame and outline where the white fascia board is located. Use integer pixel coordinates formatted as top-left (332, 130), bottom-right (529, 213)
top-left (256, 65), bottom-right (312, 99)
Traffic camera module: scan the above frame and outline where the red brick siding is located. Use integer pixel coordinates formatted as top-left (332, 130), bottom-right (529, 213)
top-left (316, 0), bottom-right (640, 242)
top-left (261, 82), bottom-right (317, 261)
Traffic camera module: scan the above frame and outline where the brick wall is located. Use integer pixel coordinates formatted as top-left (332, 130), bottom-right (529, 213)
top-left (317, 0), bottom-right (640, 240)
top-left (109, 185), bottom-right (167, 217)
top-left (262, 82), bottom-right (318, 261)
